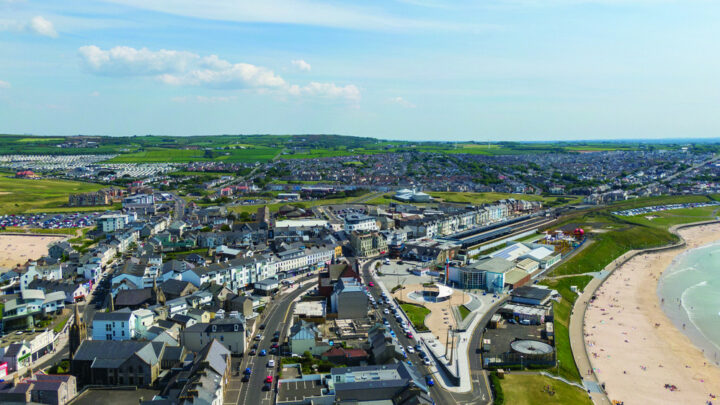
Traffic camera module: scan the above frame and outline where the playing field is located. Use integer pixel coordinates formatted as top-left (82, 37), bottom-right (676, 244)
top-left (0, 175), bottom-right (105, 214)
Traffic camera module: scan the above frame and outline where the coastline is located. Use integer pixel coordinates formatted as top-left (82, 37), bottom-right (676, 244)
top-left (658, 240), bottom-right (720, 368)
top-left (584, 223), bottom-right (720, 404)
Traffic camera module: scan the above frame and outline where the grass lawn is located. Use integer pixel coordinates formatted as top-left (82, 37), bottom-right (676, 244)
top-left (0, 176), bottom-right (106, 214)
top-left (540, 275), bottom-right (593, 382)
top-left (620, 205), bottom-right (718, 229)
top-left (106, 146), bottom-right (279, 163)
top-left (428, 192), bottom-right (554, 205)
top-left (400, 303), bottom-right (430, 331)
top-left (364, 194), bottom-right (398, 205)
top-left (549, 201), bottom-right (719, 277)
top-left (458, 305), bottom-right (471, 321)
top-left (0, 227), bottom-right (79, 235)
top-left (227, 192), bottom-right (371, 215)
top-left (499, 374), bottom-right (593, 405)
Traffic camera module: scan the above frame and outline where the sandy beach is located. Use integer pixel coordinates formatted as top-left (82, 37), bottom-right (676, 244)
top-left (0, 234), bottom-right (67, 270)
top-left (584, 223), bottom-right (720, 405)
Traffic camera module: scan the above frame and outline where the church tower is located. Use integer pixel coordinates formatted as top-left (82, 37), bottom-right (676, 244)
top-left (153, 276), bottom-right (166, 306)
top-left (69, 304), bottom-right (87, 360)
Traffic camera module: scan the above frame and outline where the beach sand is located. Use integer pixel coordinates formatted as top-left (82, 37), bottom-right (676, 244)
top-left (584, 224), bottom-right (720, 404)
top-left (0, 234), bottom-right (67, 270)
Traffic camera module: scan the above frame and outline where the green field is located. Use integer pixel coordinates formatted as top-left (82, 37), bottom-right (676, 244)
top-left (400, 303), bottom-right (430, 331)
top-left (105, 146), bottom-right (279, 163)
top-left (0, 227), bottom-right (79, 235)
top-left (0, 176), bottom-right (106, 214)
top-left (539, 275), bottom-right (593, 382)
top-left (621, 206), bottom-right (718, 228)
top-left (497, 374), bottom-right (593, 405)
top-left (550, 198), bottom-right (718, 277)
top-left (227, 192), bottom-right (372, 216)
top-left (428, 191), bottom-right (559, 205)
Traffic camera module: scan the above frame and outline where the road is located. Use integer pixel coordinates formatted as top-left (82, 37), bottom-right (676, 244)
top-left (227, 281), bottom-right (315, 405)
top-left (360, 259), bottom-right (491, 405)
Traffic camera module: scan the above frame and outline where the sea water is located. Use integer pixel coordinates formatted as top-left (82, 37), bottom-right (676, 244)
top-left (658, 241), bottom-right (720, 365)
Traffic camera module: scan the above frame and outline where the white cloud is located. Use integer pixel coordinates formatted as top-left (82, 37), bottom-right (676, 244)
top-left (172, 95), bottom-right (237, 103)
top-left (291, 59), bottom-right (311, 72)
top-left (0, 80), bottom-right (11, 89)
top-left (79, 45), bottom-right (360, 101)
top-left (103, 0), bottom-right (474, 32)
top-left (90, 91), bottom-right (101, 97)
top-left (389, 96), bottom-right (416, 108)
top-left (289, 82), bottom-right (361, 101)
top-left (28, 16), bottom-right (58, 38)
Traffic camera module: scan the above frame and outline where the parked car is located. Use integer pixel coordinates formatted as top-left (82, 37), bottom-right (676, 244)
top-left (244, 367), bottom-right (252, 375)
top-left (268, 359), bottom-right (275, 367)
top-left (260, 349), bottom-right (267, 356)
top-left (426, 376), bottom-right (434, 386)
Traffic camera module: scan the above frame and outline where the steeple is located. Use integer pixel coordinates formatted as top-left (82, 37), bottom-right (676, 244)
top-left (108, 291), bottom-right (115, 312)
top-left (153, 276), bottom-right (166, 306)
top-left (69, 303), bottom-right (87, 361)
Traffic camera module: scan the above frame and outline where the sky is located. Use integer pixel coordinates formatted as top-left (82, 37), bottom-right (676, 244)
top-left (1, 0), bottom-right (720, 141)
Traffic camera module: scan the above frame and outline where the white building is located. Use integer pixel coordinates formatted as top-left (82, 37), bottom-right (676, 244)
top-left (344, 214), bottom-right (378, 232)
top-left (97, 214), bottom-right (129, 233)
top-left (92, 309), bottom-right (137, 341)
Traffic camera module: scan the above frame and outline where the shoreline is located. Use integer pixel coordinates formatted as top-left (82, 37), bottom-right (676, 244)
top-left (584, 223), bottom-right (720, 404)
top-left (658, 240), bottom-right (720, 368)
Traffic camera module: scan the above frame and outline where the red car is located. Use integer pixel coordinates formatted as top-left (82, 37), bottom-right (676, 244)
top-left (368, 282), bottom-right (375, 287)
top-left (407, 332), bottom-right (414, 339)
top-left (271, 343), bottom-right (279, 349)
top-left (265, 375), bottom-right (273, 384)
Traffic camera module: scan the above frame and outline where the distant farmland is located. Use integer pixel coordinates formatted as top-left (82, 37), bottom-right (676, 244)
top-left (105, 147), bottom-right (280, 163)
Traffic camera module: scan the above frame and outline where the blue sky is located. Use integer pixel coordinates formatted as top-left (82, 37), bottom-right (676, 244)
top-left (1, 0), bottom-right (720, 141)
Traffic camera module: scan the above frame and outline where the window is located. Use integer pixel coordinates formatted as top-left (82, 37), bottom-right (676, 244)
top-left (106, 324), bottom-right (112, 331)
top-left (106, 334), bottom-right (111, 340)
top-left (129, 366), bottom-right (133, 372)
top-left (121, 330), bottom-right (125, 337)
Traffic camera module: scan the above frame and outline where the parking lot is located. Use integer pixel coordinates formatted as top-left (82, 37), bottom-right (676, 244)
top-left (375, 258), bottom-right (435, 287)
top-left (0, 212), bottom-right (101, 229)
top-left (481, 319), bottom-right (549, 359)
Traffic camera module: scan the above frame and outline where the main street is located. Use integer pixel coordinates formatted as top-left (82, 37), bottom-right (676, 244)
top-left (227, 280), bottom-right (315, 405)
top-left (360, 259), bottom-right (492, 405)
